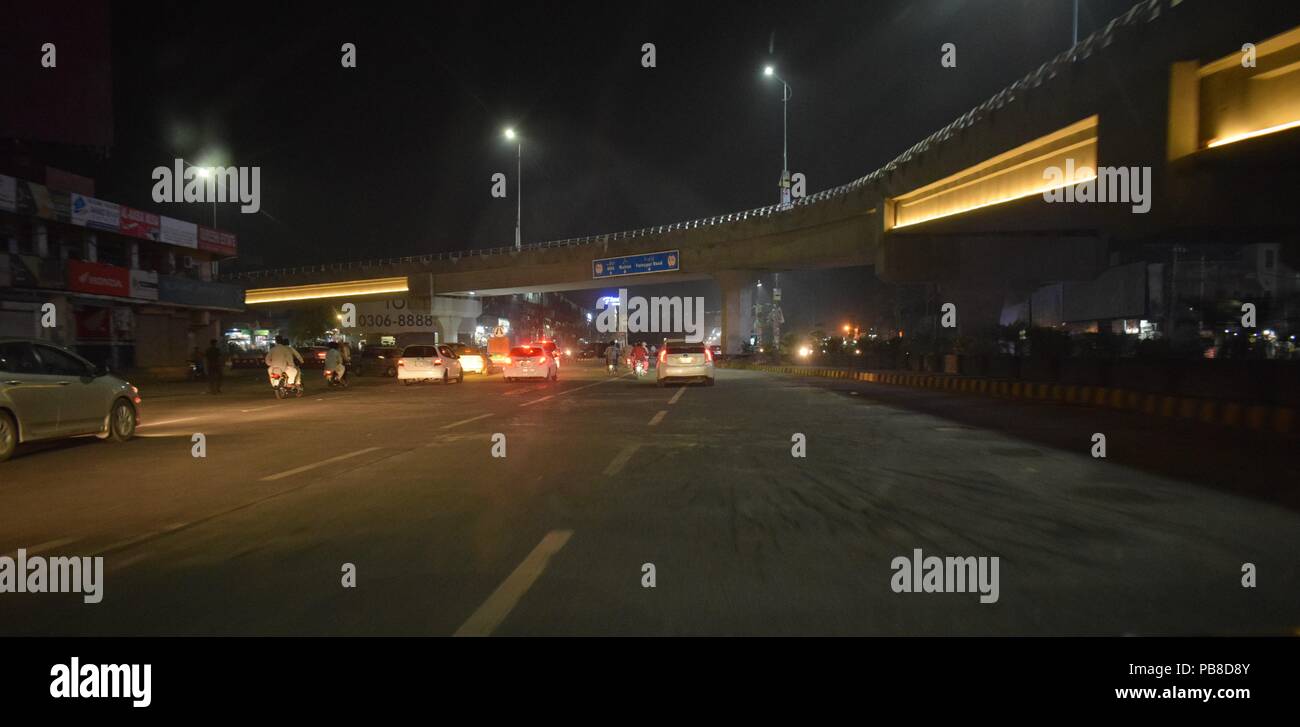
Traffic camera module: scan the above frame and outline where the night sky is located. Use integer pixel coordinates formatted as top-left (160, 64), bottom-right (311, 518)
top-left (12, 0), bottom-right (1140, 328)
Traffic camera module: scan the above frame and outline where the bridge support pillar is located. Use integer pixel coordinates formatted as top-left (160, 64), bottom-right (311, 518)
top-left (436, 316), bottom-right (462, 343)
top-left (714, 269), bottom-right (756, 355)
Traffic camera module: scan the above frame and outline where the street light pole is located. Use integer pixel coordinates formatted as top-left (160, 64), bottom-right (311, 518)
top-left (504, 127), bottom-right (522, 251)
top-left (516, 138), bottom-right (522, 251)
top-left (182, 159), bottom-right (216, 226)
top-left (764, 66), bottom-right (792, 206)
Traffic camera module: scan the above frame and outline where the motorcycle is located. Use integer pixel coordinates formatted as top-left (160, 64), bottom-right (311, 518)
top-left (269, 366), bottom-right (304, 399)
top-left (324, 367), bottom-right (348, 389)
top-left (632, 359), bottom-right (648, 378)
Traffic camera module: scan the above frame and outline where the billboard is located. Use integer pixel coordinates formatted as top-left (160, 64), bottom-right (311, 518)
top-left (158, 275), bottom-right (243, 310)
top-left (160, 216), bottom-right (199, 248)
top-left (119, 206), bottom-right (161, 241)
top-left (70, 194), bottom-right (121, 231)
top-left (351, 297), bottom-right (436, 332)
top-left (15, 180), bottom-right (53, 218)
top-left (130, 269), bottom-right (159, 301)
top-left (67, 260), bottom-right (130, 298)
top-left (592, 249), bottom-right (681, 279)
top-left (197, 225), bottom-right (238, 256)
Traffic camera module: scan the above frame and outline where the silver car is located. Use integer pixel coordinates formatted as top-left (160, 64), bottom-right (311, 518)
top-left (656, 339), bottom-right (715, 386)
top-left (0, 338), bottom-right (140, 462)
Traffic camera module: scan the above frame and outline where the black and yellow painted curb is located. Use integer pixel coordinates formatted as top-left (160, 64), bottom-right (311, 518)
top-left (722, 363), bottom-right (1298, 436)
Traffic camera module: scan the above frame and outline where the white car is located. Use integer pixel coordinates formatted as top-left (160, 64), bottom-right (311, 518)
top-left (502, 345), bottom-right (558, 382)
top-left (656, 339), bottom-right (715, 386)
top-left (397, 344), bottom-right (464, 384)
top-left (445, 342), bottom-right (491, 374)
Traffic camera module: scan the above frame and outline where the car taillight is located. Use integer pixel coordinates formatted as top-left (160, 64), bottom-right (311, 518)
top-left (398, 359), bottom-right (405, 367)
top-left (434, 358), bottom-right (443, 365)
top-left (536, 356), bottom-right (547, 364)
top-left (504, 357), bottom-right (512, 364)
top-left (658, 349), bottom-right (667, 364)
top-left (704, 347), bottom-right (714, 363)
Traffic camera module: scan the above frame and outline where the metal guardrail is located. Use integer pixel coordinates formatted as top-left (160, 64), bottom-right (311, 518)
top-left (222, 0), bottom-right (1173, 284)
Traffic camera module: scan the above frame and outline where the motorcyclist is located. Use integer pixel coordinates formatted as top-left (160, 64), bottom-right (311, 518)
top-left (604, 340), bottom-right (621, 373)
top-left (324, 341), bottom-right (345, 384)
top-left (265, 336), bottom-right (304, 389)
top-left (630, 341), bottom-right (649, 374)
top-left (339, 340), bottom-right (353, 382)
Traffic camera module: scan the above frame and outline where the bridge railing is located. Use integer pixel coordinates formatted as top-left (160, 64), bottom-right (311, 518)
top-left (222, 0), bottom-right (1174, 284)
top-left (222, 175), bottom-right (871, 282)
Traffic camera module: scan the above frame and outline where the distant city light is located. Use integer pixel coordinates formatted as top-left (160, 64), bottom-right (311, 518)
top-left (503, 127), bottom-right (516, 140)
top-left (764, 66), bottom-right (774, 76)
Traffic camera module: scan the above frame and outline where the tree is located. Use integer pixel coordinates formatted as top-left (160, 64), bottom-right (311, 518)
top-left (286, 306), bottom-right (334, 344)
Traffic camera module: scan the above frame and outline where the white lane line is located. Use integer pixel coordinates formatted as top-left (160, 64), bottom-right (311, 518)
top-left (240, 405), bottom-right (278, 413)
top-left (138, 416), bottom-right (199, 428)
top-left (259, 447), bottom-right (381, 482)
top-left (602, 443), bottom-right (642, 476)
top-left (94, 521), bottom-right (190, 558)
top-left (440, 413), bottom-right (493, 430)
top-left (520, 377), bottom-right (621, 407)
top-left (4, 536), bottom-right (79, 559)
top-left (648, 410), bottom-right (667, 426)
top-left (668, 386), bottom-right (686, 405)
top-left (454, 529), bottom-right (574, 637)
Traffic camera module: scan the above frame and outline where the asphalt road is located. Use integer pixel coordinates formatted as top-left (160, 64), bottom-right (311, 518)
top-left (1, 361), bottom-right (1296, 635)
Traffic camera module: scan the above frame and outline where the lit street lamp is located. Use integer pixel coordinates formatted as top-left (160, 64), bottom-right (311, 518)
top-left (181, 159), bottom-right (217, 227)
top-left (504, 127), bottom-right (522, 251)
top-left (763, 65), bottom-right (792, 206)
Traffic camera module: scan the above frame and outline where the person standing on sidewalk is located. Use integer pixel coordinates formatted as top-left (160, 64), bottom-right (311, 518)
top-left (204, 339), bottom-right (225, 394)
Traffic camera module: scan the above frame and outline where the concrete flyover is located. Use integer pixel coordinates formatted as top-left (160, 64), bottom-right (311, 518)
top-left (231, 0), bottom-right (1300, 350)
top-left (235, 185), bottom-right (877, 353)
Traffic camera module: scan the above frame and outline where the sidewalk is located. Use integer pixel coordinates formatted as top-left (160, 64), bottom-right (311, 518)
top-left (722, 362), bottom-right (1298, 437)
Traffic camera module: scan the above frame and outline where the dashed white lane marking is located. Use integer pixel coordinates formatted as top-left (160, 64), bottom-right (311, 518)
top-left (519, 377), bottom-right (620, 407)
top-left (602, 443), bottom-right (642, 476)
top-left (239, 405), bottom-right (278, 413)
top-left (138, 416), bottom-right (200, 428)
top-left (3, 536), bottom-right (79, 559)
top-left (259, 447), bottom-right (382, 482)
top-left (440, 413), bottom-right (493, 430)
top-left (453, 529), bottom-right (574, 637)
top-left (648, 410), bottom-right (667, 426)
top-left (668, 387), bottom-right (686, 404)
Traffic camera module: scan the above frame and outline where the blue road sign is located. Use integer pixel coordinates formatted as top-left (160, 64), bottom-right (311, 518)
top-left (592, 249), bottom-right (680, 279)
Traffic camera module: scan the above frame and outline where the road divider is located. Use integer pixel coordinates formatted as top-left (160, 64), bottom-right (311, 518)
top-left (723, 362), bottom-right (1298, 436)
